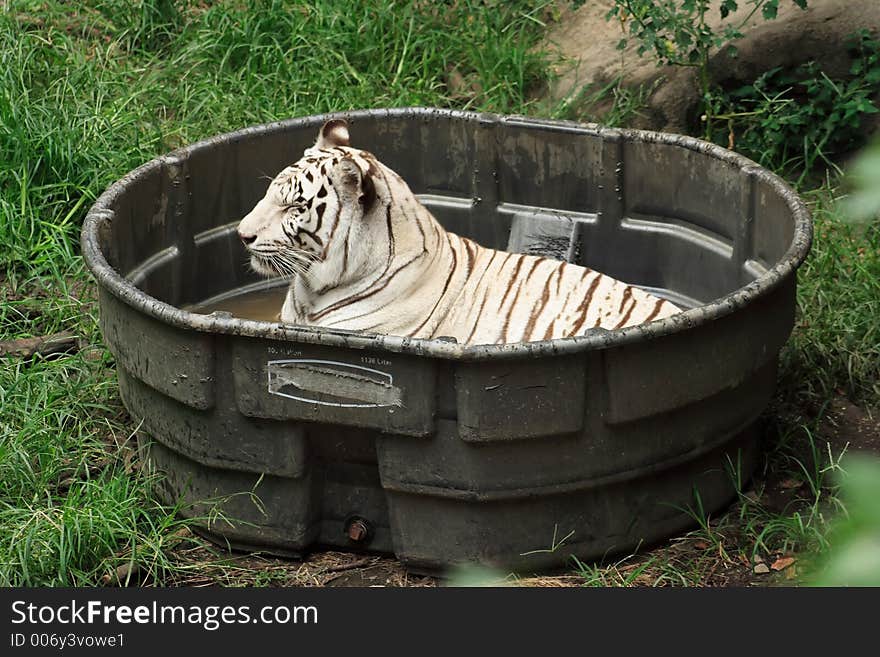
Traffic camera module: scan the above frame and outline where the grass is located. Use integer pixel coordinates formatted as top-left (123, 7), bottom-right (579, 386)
top-left (552, 75), bottom-right (659, 128)
top-left (1, 0), bottom-right (877, 587)
top-left (781, 190), bottom-right (880, 403)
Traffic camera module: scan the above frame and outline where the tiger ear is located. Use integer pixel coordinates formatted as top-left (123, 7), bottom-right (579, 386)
top-left (336, 157), bottom-right (376, 212)
top-left (315, 119), bottom-right (350, 149)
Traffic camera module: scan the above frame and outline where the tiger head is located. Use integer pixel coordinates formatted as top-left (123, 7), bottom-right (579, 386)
top-left (237, 119), bottom-right (378, 283)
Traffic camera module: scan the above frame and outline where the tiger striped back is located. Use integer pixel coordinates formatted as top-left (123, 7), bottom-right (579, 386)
top-left (236, 120), bottom-right (680, 345)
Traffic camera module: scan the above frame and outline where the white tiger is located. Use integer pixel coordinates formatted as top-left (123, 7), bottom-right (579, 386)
top-left (237, 119), bottom-right (680, 345)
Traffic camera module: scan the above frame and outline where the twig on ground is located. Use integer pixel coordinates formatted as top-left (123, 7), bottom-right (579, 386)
top-left (0, 331), bottom-right (81, 360)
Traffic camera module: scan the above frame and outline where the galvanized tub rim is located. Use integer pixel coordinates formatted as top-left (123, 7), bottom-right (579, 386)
top-left (81, 107), bottom-right (813, 362)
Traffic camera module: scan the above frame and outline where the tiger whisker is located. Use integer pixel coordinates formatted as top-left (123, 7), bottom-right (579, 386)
top-left (271, 251), bottom-right (320, 286)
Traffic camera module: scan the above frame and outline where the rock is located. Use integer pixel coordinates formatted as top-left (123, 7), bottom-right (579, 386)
top-left (771, 556), bottom-right (796, 571)
top-left (543, 0), bottom-right (880, 135)
top-left (754, 562), bottom-right (771, 574)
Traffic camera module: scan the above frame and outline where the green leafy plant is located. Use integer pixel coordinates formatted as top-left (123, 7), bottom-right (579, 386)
top-left (603, 0), bottom-right (808, 137)
top-left (711, 30), bottom-right (880, 184)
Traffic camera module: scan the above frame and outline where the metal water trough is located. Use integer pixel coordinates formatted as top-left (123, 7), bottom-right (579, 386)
top-left (82, 108), bottom-right (811, 572)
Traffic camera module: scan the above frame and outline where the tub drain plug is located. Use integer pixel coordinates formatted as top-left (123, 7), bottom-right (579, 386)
top-left (345, 517), bottom-right (371, 543)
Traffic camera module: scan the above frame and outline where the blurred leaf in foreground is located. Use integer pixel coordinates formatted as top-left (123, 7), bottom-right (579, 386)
top-left (844, 140), bottom-right (880, 221)
top-left (811, 456), bottom-right (880, 586)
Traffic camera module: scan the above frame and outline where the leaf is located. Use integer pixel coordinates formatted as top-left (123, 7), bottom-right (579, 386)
top-left (720, 0), bottom-right (738, 19)
top-left (771, 556), bottom-right (796, 571)
top-left (762, 1), bottom-right (779, 20)
top-left (722, 25), bottom-right (744, 41)
top-left (844, 142), bottom-right (880, 221)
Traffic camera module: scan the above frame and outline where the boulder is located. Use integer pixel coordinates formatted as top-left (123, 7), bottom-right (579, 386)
top-left (544, 0), bottom-right (880, 135)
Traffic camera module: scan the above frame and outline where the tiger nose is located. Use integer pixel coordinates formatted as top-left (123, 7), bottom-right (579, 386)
top-left (238, 231), bottom-right (257, 245)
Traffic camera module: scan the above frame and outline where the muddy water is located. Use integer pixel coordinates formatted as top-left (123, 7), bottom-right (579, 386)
top-left (189, 285), bottom-right (287, 322)
top-left (189, 281), bottom-right (695, 324)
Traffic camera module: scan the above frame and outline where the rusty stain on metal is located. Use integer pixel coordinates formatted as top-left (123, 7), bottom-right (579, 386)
top-left (346, 519), bottom-right (369, 542)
